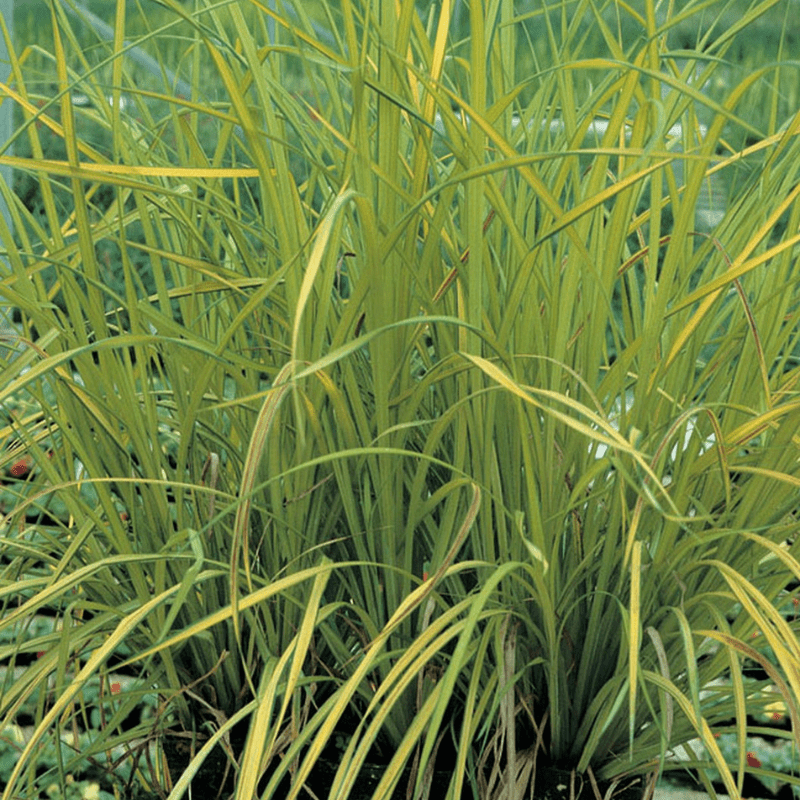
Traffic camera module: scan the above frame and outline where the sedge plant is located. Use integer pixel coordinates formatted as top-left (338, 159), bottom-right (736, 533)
top-left (1, 0), bottom-right (800, 798)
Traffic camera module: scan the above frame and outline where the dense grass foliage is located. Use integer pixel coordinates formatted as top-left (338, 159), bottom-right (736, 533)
top-left (1, 1), bottom-right (800, 798)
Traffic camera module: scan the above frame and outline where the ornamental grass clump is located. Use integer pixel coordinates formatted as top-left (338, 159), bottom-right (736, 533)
top-left (1, 0), bottom-right (800, 798)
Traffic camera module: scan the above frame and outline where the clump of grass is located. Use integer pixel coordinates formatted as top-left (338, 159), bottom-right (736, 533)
top-left (1, 1), bottom-right (800, 799)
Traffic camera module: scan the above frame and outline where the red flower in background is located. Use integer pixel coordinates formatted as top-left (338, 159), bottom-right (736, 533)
top-left (9, 455), bottom-right (33, 477)
top-left (746, 752), bottom-right (762, 769)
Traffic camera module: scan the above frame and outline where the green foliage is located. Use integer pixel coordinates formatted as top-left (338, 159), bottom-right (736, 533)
top-left (2, 1), bottom-right (800, 798)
